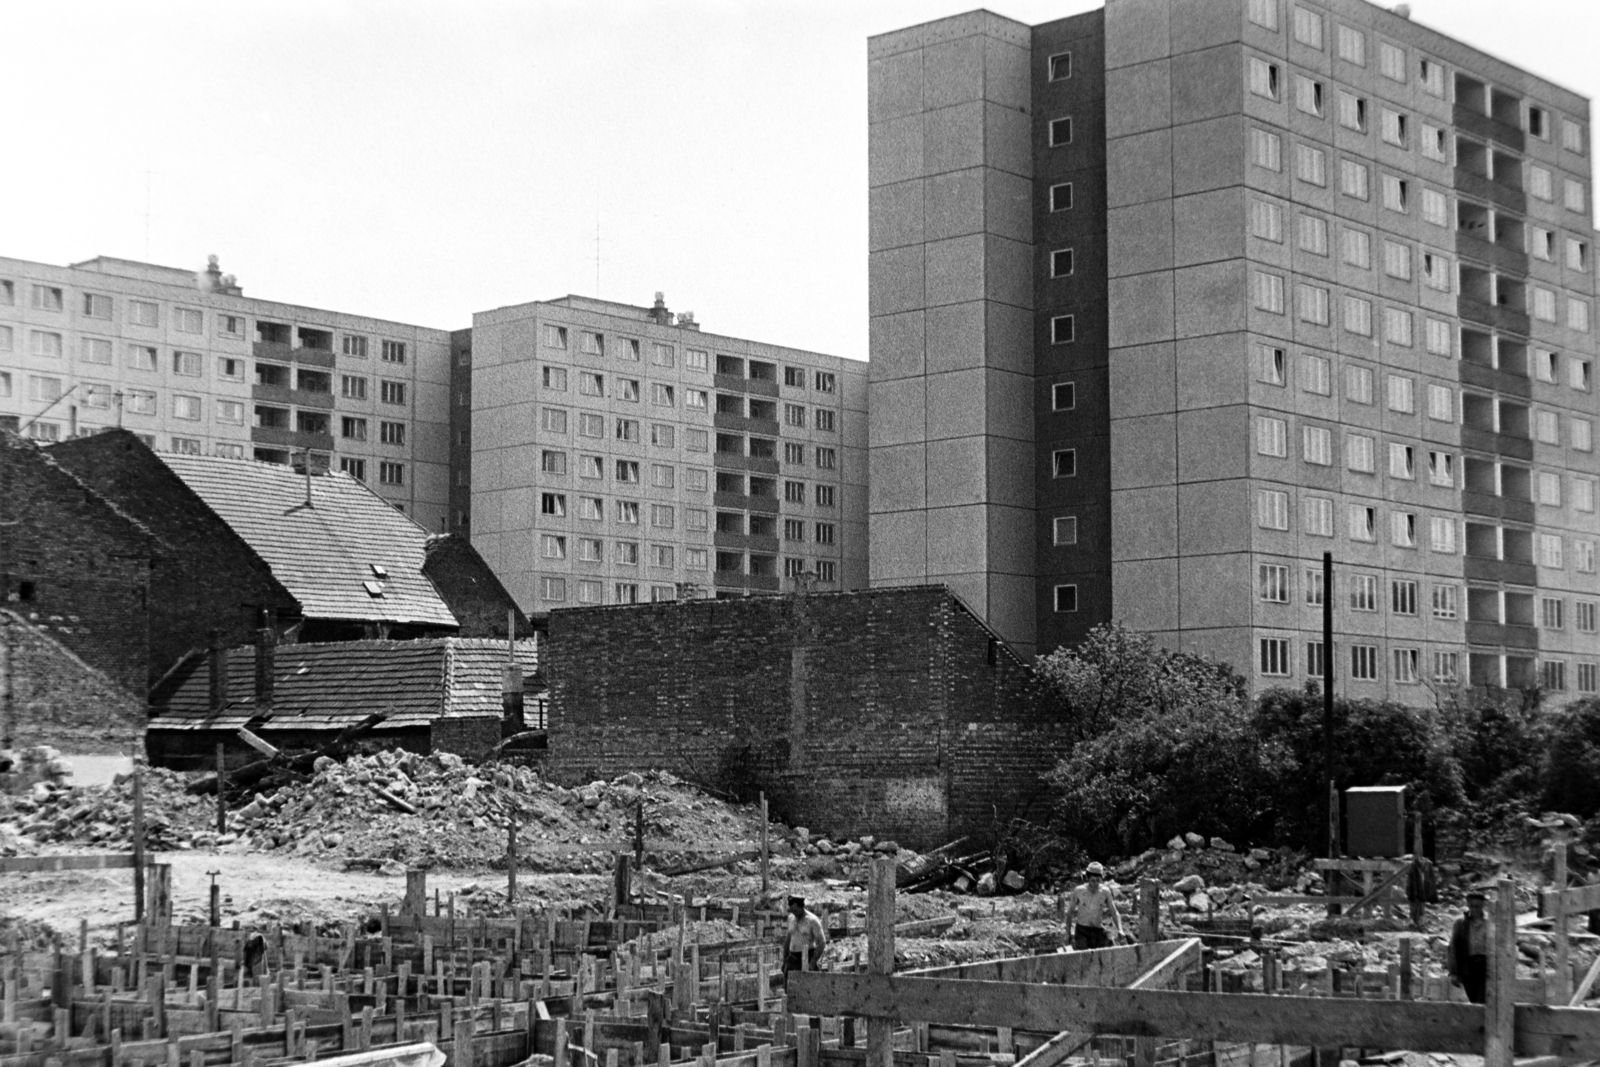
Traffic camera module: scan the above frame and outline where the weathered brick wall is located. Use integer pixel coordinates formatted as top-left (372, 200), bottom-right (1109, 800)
top-left (3, 611), bottom-right (144, 755)
top-left (430, 716), bottom-right (501, 759)
top-left (48, 431), bottom-right (300, 688)
top-left (545, 586), bottom-right (1068, 850)
top-left (423, 536), bottom-right (532, 640)
top-left (2, 434), bottom-right (153, 696)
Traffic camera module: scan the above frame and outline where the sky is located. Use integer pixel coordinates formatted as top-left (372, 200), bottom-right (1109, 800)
top-left (5, 0), bottom-right (1599, 360)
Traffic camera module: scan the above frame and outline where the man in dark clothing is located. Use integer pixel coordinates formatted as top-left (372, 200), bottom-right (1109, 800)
top-left (1447, 890), bottom-right (1490, 1004)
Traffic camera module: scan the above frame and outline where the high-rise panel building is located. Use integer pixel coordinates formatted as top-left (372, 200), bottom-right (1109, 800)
top-left (469, 294), bottom-right (867, 612)
top-left (869, 0), bottom-right (1600, 700)
top-left (0, 255), bottom-right (453, 531)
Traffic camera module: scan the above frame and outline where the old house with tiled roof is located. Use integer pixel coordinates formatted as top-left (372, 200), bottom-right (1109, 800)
top-left (146, 636), bottom-right (540, 765)
top-left (49, 432), bottom-right (527, 688)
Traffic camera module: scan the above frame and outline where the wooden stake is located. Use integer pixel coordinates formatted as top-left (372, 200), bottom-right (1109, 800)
top-left (216, 743), bottom-right (227, 835)
top-left (760, 793), bottom-right (771, 900)
top-left (866, 856), bottom-right (895, 1067)
top-left (508, 811), bottom-right (518, 903)
top-left (133, 761), bottom-right (146, 923)
top-left (1484, 878), bottom-right (1515, 1067)
top-left (1552, 832), bottom-right (1571, 1002)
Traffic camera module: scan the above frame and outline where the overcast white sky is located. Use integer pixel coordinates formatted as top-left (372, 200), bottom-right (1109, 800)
top-left (5, 1), bottom-right (1597, 358)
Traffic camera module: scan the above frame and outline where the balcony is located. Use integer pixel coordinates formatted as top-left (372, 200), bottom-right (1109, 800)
top-left (1459, 361), bottom-right (1532, 398)
top-left (713, 412), bottom-right (781, 437)
top-left (1464, 556), bottom-right (1536, 586)
top-left (1454, 169), bottom-right (1528, 215)
top-left (253, 340), bottom-right (294, 362)
top-left (713, 373), bottom-right (779, 398)
top-left (251, 384), bottom-right (336, 410)
top-left (713, 531), bottom-right (780, 553)
top-left (250, 425), bottom-right (334, 452)
top-left (1466, 621), bottom-right (1539, 649)
top-left (1456, 296), bottom-right (1531, 337)
top-left (714, 491), bottom-right (780, 514)
top-left (712, 452), bottom-right (780, 475)
top-left (1454, 106), bottom-right (1526, 152)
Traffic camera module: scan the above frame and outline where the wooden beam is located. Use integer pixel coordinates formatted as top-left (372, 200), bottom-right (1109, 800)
top-left (1010, 1029), bottom-right (1093, 1067)
top-left (1569, 956), bottom-right (1600, 1007)
top-left (0, 854), bottom-right (139, 873)
top-left (1514, 1004), bottom-right (1600, 1059)
top-left (1311, 859), bottom-right (1402, 873)
top-left (785, 974), bottom-right (1486, 1053)
top-left (1538, 883), bottom-right (1600, 917)
top-left (1127, 940), bottom-right (1202, 991)
top-left (1485, 878), bottom-right (1516, 1067)
top-left (236, 728), bottom-right (280, 759)
top-left (1346, 864), bottom-right (1411, 917)
top-left (906, 940), bottom-right (1198, 986)
top-left (1250, 895), bottom-right (1403, 908)
top-left (866, 857), bottom-right (895, 1067)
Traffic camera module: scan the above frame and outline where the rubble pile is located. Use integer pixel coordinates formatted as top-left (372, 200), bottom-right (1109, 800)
top-left (0, 763), bottom-right (210, 854)
top-left (1110, 833), bottom-right (1309, 892)
top-left (226, 750), bottom-right (805, 873)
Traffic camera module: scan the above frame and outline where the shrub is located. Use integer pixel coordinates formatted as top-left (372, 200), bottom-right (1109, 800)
top-left (1540, 698), bottom-right (1600, 818)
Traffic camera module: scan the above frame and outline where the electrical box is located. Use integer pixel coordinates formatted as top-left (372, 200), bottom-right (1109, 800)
top-left (1344, 785), bottom-right (1406, 857)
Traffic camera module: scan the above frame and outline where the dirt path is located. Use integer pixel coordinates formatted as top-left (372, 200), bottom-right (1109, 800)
top-left (0, 849), bottom-right (610, 943)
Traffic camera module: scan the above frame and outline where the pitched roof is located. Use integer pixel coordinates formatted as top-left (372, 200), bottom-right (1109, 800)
top-left (149, 638), bottom-right (540, 731)
top-left (157, 454), bottom-right (457, 628)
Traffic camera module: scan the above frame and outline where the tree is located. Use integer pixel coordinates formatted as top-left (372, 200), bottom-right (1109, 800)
top-left (1034, 624), bottom-right (1247, 744)
top-left (1540, 698), bottom-right (1600, 818)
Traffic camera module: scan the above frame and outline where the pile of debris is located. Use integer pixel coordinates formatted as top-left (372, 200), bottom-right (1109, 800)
top-left (1109, 833), bottom-right (1307, 891)
top-left (0, 764), bottom-right (209, 854)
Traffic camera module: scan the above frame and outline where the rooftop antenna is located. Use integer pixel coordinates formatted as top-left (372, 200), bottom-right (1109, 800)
top-left (299, 447), bottom-right (314, 508)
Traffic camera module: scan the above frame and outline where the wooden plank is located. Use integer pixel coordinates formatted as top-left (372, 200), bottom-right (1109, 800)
top-left (1538, 883), bottom-right (1600, 917)
top-left (1128, 941), bottom-right (1202, 992)
top-left (906, 940), bottom-right (1198, 987)
top-left (785, 974), bottom-right (1486, 1054)
top-left (235, 728), bottom-right (281, 759)
top-left (0, 855), bottom-right (139, 874)
top-left (1514, 1004), bottom-right (1600, 1058)
top-left (866, 858), bottom-right (895, 1067)
top-left (1010, 1029), bottom-right (1093, 1067)
top-left (1311, 859), bottom-right (1401, 873)
top-left (1485, 879), bottom-right (1515, 1067)
top-left (1570, 955), bottom-right (1600, 1007)
top-left (1249, 895), bottom-right (1403, 908)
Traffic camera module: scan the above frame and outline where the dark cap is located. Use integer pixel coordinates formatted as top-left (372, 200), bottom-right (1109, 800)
top-left (1466, 889), bottom-right (1489, 901)
top-left (788, 895), bottom-right (805, 908)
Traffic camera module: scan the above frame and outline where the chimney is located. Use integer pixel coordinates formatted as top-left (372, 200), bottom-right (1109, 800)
top-left (255, 610), bottom-right (276, 710)
top-left (208, 629), bottom-right (228, 712)
top-left (650, 291), bottom-right (672, 326)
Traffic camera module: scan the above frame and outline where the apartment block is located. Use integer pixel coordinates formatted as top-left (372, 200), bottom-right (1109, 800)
top-left (470, 294), bottom-right (867, 613)
top-left (870, 0), bottom-right (1600, 700)
top-left (0, 255), bottom-right (452, 531)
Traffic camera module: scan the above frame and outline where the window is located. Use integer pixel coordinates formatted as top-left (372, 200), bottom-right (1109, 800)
top-left (1257, 489), bottom-right (1289, 530)
top-left (1391, 579), bottom-right (1419, 616)
top-left (1381, 174), bottom-right (1408, 213)
top-left (1431, 517), bottom-right (1457, 554)
top-left (82, 293), bottom-right (112, 319)
top-left (1393, 649), bottom-right (1420, 685)
top-left (1338, 92), bottom-right (1366, 132)
top-left (1047, 50), bottom-right (1072, 81)
top-left (1540, 595), bottom-right (1566, 630)
top-left (0, 325), bottom-right (10, 353)
top-left (1296, 213), bottom-right (1327, 256)
top-left (1301, 354), bottom-right (1330, 395)
top-left (580, 372), bottom-right (604, 397)
top-left (539, 450), bottom-right (568, 476)
top-left (540, 492), bottom-right (567, 517)
top-left (815, 446), bottom-right (837, 470)
top-left (1344, 295), bottom-right (1372, 336)
top-left (1351, 644), bottom-right (1379, 681)
top-left (1577, 419), bottom-right (1595, 452)
top-left (1294, 75), bottom-right (1324, 117)
top-left (613, 459), bottom-right (640, 484)
top-left (1258, 564), bottom-right (1289, 602)
top-left (339, 374), bottom-right (368, 400)
top-left (1053, 449), bottom-right (1077, 478)
top-left (1298, 284), bottom-right (1330, 325)
top-left (781, 441), bottom-right (806, 465)
top-left (1380, 108), bottom-right (1408, 147)
top-left (1538, 533), bottom-right (1564, 569)
top-left (685, 428), bottom-right (709, 452)
top-left (1346, 365), bottom-right (1373, 404)
top-left (1342, 227), bottom-right (1371, 268)
top-left (1570, 299), bottom-right (1591, 333)
top-left (814, 371), bottom-right (836, 393)
top-left (1389, 443), bottom-right (1415, 480)
top-left (539, 366), bottom-right (568, 392)
top-left (1566, 179), bottom-right (1587, 214)
top-left (1578, 602), bottom-right (1597, 633)
top-left (1539, 469), bottom-right (1563, 506)
top-left (378, 421), bottom-right (405, 446)
top-left (1536, 409), bottom-right (1560, 444)
top-left (783, 403), bottom-right (806, 428)
top-left (1533, 287), bottom-right (1558, 322)
top-left (341, 416), bottom-right (368, 441)
top-left (1251, 128), bottom-right (1282, 171)
top-left (32, 285), bottom-right (64, 312)
top-left (1247, 0), bottom-right (1278, 29)
top-left (1347, 573), bottom-right (1378, 612)
top-left (1256, 415), bottom-right (1287, 457)
top-left (1378, 40), bottom-right (1405, 81)
top-left (1054, 585), bottom-right (1078, 613)
top-left (1381, 240), bottom-right (1411, 281)
top-left (581, 332), bottom-right (604, 356)
top-left (814, 522), bottom-right (836, 545)
top-left (579, 454), bottom-right (604, 480)
top-left (542, 407), bottom-right (569, 434)
top-left (1051, 315), bottom-right (1075, 344)
top-left (572, 412), bottom-right (601, 438)
top-left (679, 348), bottom-right (707, 372)
top-left (1572, 359), bottom-right (1592, 392)
top-left (1049, 182), bottom-right (1074, 211)
top-left (1564, 119), bottom-right (1586, 153)
top-left (1347, 433), bottom-right (1375, 473)
top-left (31, 331), bottom-right (63, 358)
top-left (618, 378), bottom-right (641, 402)
top-left (1295, 144), bottom-right (1326, 185)
top-left (1052, 516), bottom-right (1078, 546)
top-left (1419, 125), bottom-right (1449, 163)
top-left (1391, 510), bottom-right (1416, 547)
top-left (1303, 496), bottom-right (1333, 536)
top-left (621, 338), bottom-right (641, 362)
top-left (538, 577), bottom-right (566, 604)
top-left (575, 496), bottom-right (602, 521)
top-left (1336, 23), bottom-right (1365, 64)
top-left (1292, 6), bottom-right (1322, 47)
top-left (1383, 308), bottom-right (1414, 348)
top-left (1386, 374), bottom-right (1414, 413)
top-left (1303, 425), bottom-right (1331, 465)
top-left (680, 388), bottom-right (706, 411)
top-left (616, 501), bottom-right (640, 525)
top-left (815, 484), bottom-right (835, 507)
top-left (815, 409), bottom-right (836, 432)
top-left (615, 418), bottom-right (640, 442)
top-left (1542, 660), bottom-right (1568, 692)
top-left (1049, 248), bottom-right (1075, 277)
top-left (1256, 344), bottom-right (1285, 385)
top-left (1253, 271), bottom-right (1285, 314)
top-left (0, 371), bottom-right (11, 398)
top-left (1348, 505), bottom-right (1376, 542)
top-left (1300, 568), bottom-right (1324, 607)
top-left (380, 380), bottom-right (407, 405)
top-left (1428, 450), bottom-right (1454, 487)
top-left (212, 400), bottom-right (243, 425)
top-left (1340, 160), bottom-right (1369, 200)
top-left (378, 462), bottom-right (405, 486)
top-left (615, 539), bottom-right (641, 565)
top-left (1568, 237), bottom-right (1590, 272)
top-left (1580, 541), bottom-right (1597, 573)
top-left (1048, 117), bottom-right (1073, 146)
top-left (543, 324), bottom-right (568, 349)
top-left (0, 281), bottom-right (9, 306)
top-left (173, 350), bottom-right (203, 377)
top-left (1052, 382), bottom-right (1076, 411)
top-left (28, 375), bottom-right (63, 403)
top-left (1260, 638), bottom-right (1292, 677)
top-left (1248, 57), bottom-right (1280, 100)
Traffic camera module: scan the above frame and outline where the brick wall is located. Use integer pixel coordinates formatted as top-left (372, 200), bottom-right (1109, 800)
top-left (2, 433), bottom-right (154, 696)
top-left (544, 586), bottom-right (1064, 850)
top-left (423, 535), bottom-right (532, 639)
top-left (48, 431), bottom-right (301, 686)
top-left (3, 610), bottom-right (144, 754)
top-left (430, 716), bottom-right (501, 759)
